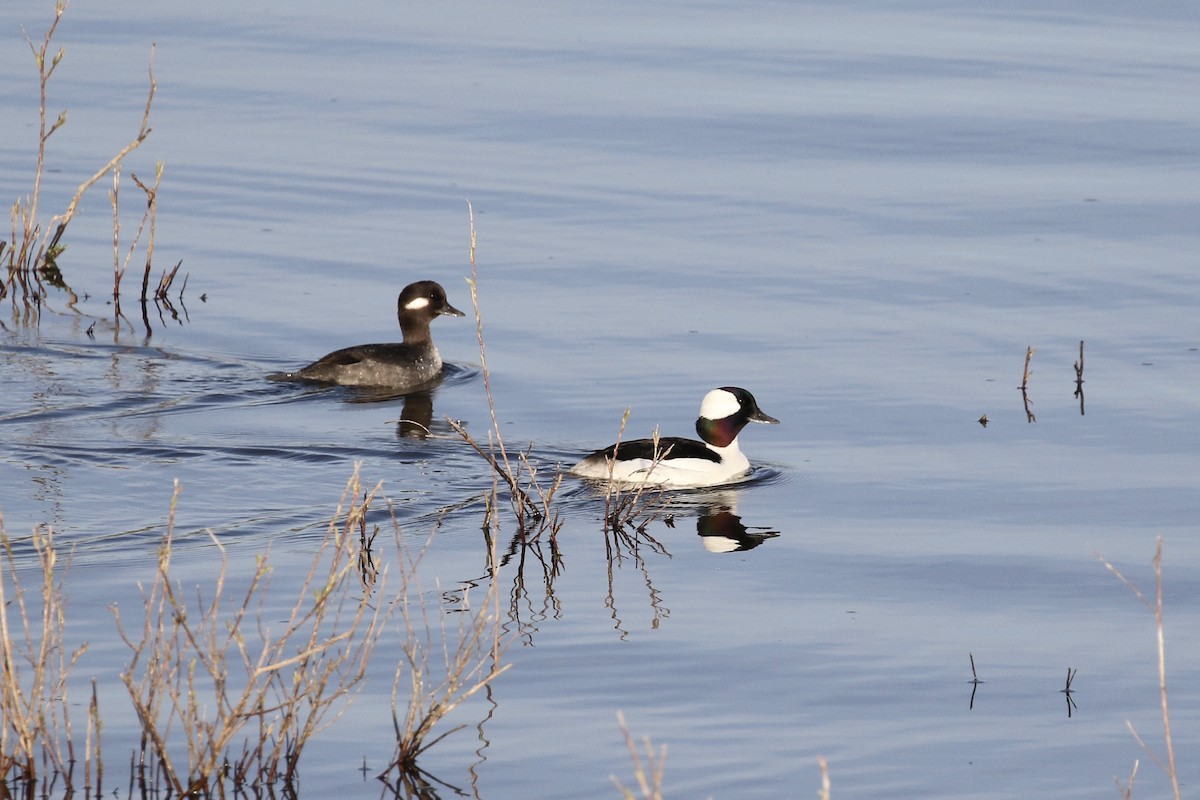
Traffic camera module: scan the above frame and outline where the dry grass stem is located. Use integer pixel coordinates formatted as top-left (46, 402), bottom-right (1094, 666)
top-left (111, 468), bottom-right (385, 795)
top-left (0, 522), bottom-right (91, 788)
top-left (595, 411), bottom-right (674, 536)
top-left (1018, 345), bottom-right (1036, 422)
top-left (381, 519), bottom-right (511, 785)
top-left (1100, 537), bottom-right (1179, 800)
top-left (817, 755), bottom-right (831, 800)
top-left (445, 201), bottom-right (563, 540)
top-left (3, 1), bottom-right (157, 316)
top-left (1114, 758), bottom-right (1139, 800)
top-left (611, 712), bottom-right (666, 800)
top-left (1074, 339), bottom-right (1086, 415)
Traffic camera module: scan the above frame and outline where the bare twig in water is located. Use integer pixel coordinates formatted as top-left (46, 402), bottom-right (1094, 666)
top-left (1099, 537), bottom-right (1180, 800)
top-left (1019, 345), bottom-right (1036, 422)
top-left (1061, 667), bottom-right (1078, 717)
top-left (967, 652), bottom-right (984, 709)
top-left (1074, 340), bottom-right (1085, 415)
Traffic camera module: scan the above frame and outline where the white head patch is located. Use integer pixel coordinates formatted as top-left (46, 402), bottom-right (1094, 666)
top-left (404, 296), bottom-right (431, 311)
top-left (699, 388), bottom-right (740, 420)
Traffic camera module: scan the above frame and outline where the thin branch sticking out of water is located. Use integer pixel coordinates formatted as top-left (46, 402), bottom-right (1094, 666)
top-left (1074, 339), bottom-right (1085, 415)
top-left (1019, 345), bottom-right (1036, 422)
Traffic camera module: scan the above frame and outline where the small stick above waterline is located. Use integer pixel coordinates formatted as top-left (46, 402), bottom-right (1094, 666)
top-left (1061, 667), bottom-right (1078, 717)
top-left (1019, 346), bottom-right (1036, 423)
top-left (1020, 346), bottom-right (1035, 390)
top-left (1074, 340), bottom-right (1085, 415)
top-left (967, 652), bottom-right (984, 710)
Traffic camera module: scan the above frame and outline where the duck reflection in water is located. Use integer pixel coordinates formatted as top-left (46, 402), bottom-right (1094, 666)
top-left (395, 389), bottom-right (435, 439)
top-left (696, 507), bottom-right (779, 553)
top-left (689, 492), bottom-right (780, 553)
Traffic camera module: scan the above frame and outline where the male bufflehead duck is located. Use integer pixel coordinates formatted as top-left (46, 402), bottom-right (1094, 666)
top-left (269, 280), bottom-right (464, 390)
top-left (570, 387), bottom-right (779, 488)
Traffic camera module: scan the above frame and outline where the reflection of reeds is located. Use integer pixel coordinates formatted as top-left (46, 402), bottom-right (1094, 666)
top-left (604, 521), bottom-right (670, 638)
top-left (3, 1), bottom-right (157, 318)
top-left (112, 470), bottom-right (384, 796)
top-left (1101, 537), bottom-right (1180, 800)
top-left (0, 525), bottom-right (94, 789)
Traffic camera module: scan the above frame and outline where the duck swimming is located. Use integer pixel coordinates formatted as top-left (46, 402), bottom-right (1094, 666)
top-left (269, 279), bottom-right (463, 390)
top-left (570, 386), bottom-right (779, 488)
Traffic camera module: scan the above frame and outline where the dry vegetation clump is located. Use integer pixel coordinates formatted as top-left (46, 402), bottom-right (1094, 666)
top-left (3, 1), bottom-right (184, 332)
top-left (105, 471), bottom-right (383, 796)
top-left (0, 524), bottom-right (99, 792)
top-left (1, 466), bottom-right (515, 797)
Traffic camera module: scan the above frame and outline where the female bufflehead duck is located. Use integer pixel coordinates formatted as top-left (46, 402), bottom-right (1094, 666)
top-left (570, 387), bottom-right (779, 488)
top-left (269, 280), bottom-right (463, 390)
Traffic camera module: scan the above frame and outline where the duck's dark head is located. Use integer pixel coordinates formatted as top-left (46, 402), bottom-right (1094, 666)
top-left (695, 386), bottom-right (779, 448)
top-left (397, 280), bottom-right (465, 338)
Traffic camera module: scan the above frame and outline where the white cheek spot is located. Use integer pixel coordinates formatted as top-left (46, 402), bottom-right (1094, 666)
top-left (699, 388), bottom-right (740, 420)
top-left (405, 296), bottom-right (431, 311)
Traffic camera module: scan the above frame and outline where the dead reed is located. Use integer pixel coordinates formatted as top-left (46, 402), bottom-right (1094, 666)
top-left (816, 755), bottom-right (831, 800)
top-left (1101, 537), bottom-right (1180, 800)
top-left (3, 1), bottom-right (164, 324)
top-left (1074, 340), bottom-right (1086, 415)
top-left (611, 712), bottom-right (666, 800)
top-left (0, 522), bottom-right (96, 792)
top-left (379, 518), bottom-right (511, 786)
top-left (1019, 345), bottom-right (1036, 422)
top-left (111, 470), bottom-right (385, 796)
top-left (445, 202), bottom-right (563, 541)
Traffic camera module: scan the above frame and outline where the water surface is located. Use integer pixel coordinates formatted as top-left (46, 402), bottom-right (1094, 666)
top-left (2, 2), bottom-right (1200, 797)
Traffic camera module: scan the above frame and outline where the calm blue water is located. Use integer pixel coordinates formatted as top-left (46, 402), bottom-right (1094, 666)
top-left (3, 2), bottom-right (1200, 797)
